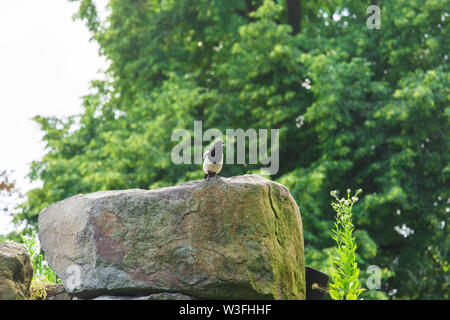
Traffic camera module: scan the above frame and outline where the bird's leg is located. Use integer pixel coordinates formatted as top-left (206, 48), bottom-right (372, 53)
top-left (205, 172), bottom-right (216, 180)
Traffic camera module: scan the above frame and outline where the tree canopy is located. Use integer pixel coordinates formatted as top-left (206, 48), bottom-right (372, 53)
top-left (11, 0), bottom-right (449, 299)
top-left (1, 171), bottom-right (19, 242)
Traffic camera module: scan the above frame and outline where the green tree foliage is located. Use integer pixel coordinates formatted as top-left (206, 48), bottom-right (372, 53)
top-left (12, 0), bottom-right (449, 299)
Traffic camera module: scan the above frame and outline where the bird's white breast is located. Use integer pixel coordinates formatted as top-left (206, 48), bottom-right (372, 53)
top-left (203, 155), bottom-right (223, 174)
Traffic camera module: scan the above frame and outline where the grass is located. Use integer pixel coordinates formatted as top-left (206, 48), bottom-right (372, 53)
top-left (20, 231), bottom-right (61, 300)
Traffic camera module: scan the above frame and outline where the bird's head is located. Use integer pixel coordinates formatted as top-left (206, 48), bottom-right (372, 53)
top-left (214, 141), bottom-right (225, 149)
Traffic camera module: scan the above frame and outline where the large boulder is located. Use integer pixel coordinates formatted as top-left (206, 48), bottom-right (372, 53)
top-left (75, 293), bottom-right (195, 300)
top-left (0, 242), bottom-right (33, 300)
top-left (38, 174), bottom-right (305, 299)
top-left (42, 284), bottom-right (72, 300)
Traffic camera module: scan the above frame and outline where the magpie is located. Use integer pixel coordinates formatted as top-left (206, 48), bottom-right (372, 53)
top-left (203, 141), bottom-right (224, 180)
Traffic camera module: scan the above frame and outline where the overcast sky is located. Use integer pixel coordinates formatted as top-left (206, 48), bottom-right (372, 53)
top-left (0, 0), bottom-right (108, 234)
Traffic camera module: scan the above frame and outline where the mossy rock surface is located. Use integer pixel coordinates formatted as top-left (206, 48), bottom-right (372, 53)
top-left (0, 242), bottom-right (33, 300)
top-left (38, 174), bottom-right (305, 299)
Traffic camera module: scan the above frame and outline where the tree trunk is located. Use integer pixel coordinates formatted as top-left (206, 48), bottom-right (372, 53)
top-left (286, 0), bottom-right (301, 34)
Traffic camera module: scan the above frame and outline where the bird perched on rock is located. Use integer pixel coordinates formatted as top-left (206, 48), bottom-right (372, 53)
top-left (203, 141), bottom-right (225, 180)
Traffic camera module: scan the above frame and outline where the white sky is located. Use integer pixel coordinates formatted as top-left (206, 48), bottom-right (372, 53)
top-left (0, 0), bottom-right (109, 234)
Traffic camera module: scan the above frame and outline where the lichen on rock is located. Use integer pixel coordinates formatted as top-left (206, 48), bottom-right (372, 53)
top-left (0, 242), bottom-right (33, 300)
top-left (38, 174), bottom-right (305, 300)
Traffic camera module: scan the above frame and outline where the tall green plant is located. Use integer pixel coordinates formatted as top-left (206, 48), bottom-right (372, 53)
top-left (328, 188), bottom-right (365, 300)
top-left (20, 232), bottom-right (60, 299)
